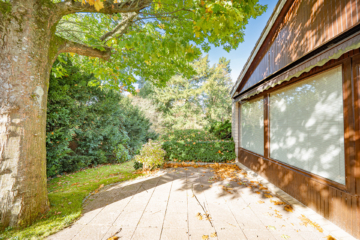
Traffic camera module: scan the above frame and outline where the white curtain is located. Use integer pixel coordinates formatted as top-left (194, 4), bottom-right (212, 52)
top-left (270, 66), bottom-right (345, 184)
top-left (241, 97), bottom-right (264, 155)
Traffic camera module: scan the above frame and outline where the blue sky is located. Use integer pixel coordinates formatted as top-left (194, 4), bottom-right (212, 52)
top-left (206, 0), bottom-right (277, 83)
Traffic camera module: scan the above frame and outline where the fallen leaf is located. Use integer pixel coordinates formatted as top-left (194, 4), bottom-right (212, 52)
top-left (281, 234), bottom-right (290, 239)
top-left (326, 235), bottom-right (336, 240)
top-left (270, 200), bottom-right (286, 205)
top-left (107, 237), bottom-right (119, 240)
top-left (210, 232), bottom-right (217, 237)
top-left (264, 194), bottom-right (273, 198)
top-left (299, 214), bottom-right (323, 232)
top-left (284, 205), bottom-right (293, 212)
top-left (196, 212), bottom-right (203, 220)
top-left (267, 225), bottom-right (276, 230)
top-left (202, 235), bottom-right (209, 240)
top-left (258, 200), bottom-right (265, 204)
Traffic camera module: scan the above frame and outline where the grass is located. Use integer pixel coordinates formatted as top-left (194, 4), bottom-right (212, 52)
top-left (0, 160), bottom-right (142, 240)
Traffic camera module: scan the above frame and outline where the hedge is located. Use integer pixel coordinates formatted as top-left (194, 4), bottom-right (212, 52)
top-left (162, 140), bottom-right (235, 162)
top-left (160, 129), bottom-right (218, 142)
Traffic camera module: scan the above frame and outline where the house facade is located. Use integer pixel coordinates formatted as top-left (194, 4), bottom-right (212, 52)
top-left (231, 0), bottom-right (360, 238)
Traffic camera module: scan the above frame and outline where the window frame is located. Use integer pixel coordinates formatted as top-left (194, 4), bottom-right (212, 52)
top-left (239, 96), bottom-right (265, 156)
top-left (238, 58), bottom-right (354, 191)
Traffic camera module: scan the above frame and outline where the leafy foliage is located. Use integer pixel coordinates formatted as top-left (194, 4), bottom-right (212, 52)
top-left (134, 140), bottom-right (166, 170)
top-left (128, 95), bottom-right (165, 134)
top-left (162, 140), bottom-right (235, 162)
top-left (46, 59), bottom-right (155, 177)
top-left (133, 161), bottom-right (143, 170)
top-left (160, 129), bottom-right (218, 142)
top-left (56, 1), bottom-right (267, 92)
top-left (138, 56), bottom-right (233, 130)
top-left (207, 120), bottom-right (232, 140)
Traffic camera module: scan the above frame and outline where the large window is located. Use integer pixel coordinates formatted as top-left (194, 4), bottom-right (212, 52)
top-left (241, 97), bottom-right (264, 155)
top-left (269, 66), bottom-right (345, 184)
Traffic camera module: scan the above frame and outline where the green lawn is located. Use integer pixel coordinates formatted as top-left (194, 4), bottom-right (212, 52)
top-left (0, 161), bottom-right (142, 240)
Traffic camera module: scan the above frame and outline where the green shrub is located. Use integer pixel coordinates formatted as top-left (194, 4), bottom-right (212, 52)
top-left (162, 140), bottom-right (235, 162)
top-left (133, 161), bottom-right (143, 170)
top-left (160, 129), bottom-right (218, 142)
top-left (46, 59), bottom-right (156, 177)
top-left (207, 120), bottom-right (232, 140)
top-left (134, 140), bottom-right (166, 170)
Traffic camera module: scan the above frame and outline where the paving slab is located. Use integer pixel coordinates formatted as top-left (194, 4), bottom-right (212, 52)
top-left (48, 166), bottom-right (355, 240)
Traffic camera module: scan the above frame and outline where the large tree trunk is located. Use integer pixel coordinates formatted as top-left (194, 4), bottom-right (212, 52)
top-left (0, 0), bottom-right (131, 229)
top-left (0, 0), bottom-right (55, 228)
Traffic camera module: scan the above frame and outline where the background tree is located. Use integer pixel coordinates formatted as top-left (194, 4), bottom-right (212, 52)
top-left (202, 57), bottom-right (233, 123)
top-left (0, 0), bottom-right (266, 229)
top-left (139, 55), bottom-right (233, 130)
top-left (46, 58), bottom-right (155, 177)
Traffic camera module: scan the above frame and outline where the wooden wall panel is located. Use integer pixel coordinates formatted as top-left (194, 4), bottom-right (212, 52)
top-left (239, 148), bottom-right (360, 239)
top-left (238, 0), bottom-right (360, 94)
top-left (236, 51), bottom-right (360, 239)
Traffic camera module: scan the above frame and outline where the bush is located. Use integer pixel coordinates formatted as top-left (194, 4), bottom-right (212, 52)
top-left (207, 120), bottom-right (232, 140)
top-left (162, 140), bottom-right (235, 162)
top-left (160, 129), bottom-right (218, 142)
top-left (46, 59), bottom-right (156, 177)
top-left (134, 140), bottom-right (166, 170)
top-left (133, 161), bottom-right (143, 170)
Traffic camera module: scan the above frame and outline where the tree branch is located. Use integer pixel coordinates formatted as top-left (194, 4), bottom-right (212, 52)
top-left (100, 12), bottom-right (138, 42)
top-left (55, 0), bottom-right (151, 20)
top-left (55, 36), bottom-right (111, 61)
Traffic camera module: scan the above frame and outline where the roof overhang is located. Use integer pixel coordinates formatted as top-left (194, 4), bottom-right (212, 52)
top-left (230, 0), bottom-right (287, 98)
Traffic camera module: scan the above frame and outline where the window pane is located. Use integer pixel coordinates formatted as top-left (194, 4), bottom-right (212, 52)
top-left (270, 66), bottom-right (345, 184)
top-left (241, 97), bottom-right (264, 155)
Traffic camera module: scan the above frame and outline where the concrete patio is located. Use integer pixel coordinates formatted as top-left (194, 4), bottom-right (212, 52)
top-left (48, 165), bottom-right (351, 240)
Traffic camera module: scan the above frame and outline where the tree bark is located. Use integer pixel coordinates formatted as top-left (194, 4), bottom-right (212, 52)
top-left (0, 0), bottom-right (150, 229)
top-left (0, 0), bottom-right (55, 228)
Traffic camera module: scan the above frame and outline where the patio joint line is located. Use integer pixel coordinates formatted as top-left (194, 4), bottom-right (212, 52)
top-left (225, 199), bottom-right (249, 240)
top-left (70, 181), bottom-right (131, 240)
top-left (199, 171), bottom-right (218, 240)
top-left (158, 171), bottom-right (174, 240)
top-left (129, 177), bottom-right (161, 240)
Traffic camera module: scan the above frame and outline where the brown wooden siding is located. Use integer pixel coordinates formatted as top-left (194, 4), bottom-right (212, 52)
top-left (239, 148), bottom-right (360, 239)
top-left (238, 0), bottom-right (360, 94)
top-left (237, 50), bottom-right (360, 239)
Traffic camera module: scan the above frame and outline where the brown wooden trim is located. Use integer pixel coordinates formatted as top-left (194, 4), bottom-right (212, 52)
top-left (342, 57), bottom-right (356, 194)
top-left (236, 0), bottom-right (360, 95)
top-left (264, 94), bottom-right (270, 159)
top-left (244, 60), bottom-right (349, 101)
top-left (352, 54), bottom-right (360, 196)
top-left (240, 147), bottom-right (348, 192)
top-left (238, 147), bottom-right (360, 239)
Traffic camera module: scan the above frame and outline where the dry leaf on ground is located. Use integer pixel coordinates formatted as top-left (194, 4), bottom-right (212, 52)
top-left (196, 212), bottom-right (203, 220)
top-left (202, 235), bottom-right (209, 240)
top-left (284, 205), bottom-right (293, 212)
top-left (299, 214), bottom-right (323, 232)
top-left (271, 200), bottom-right (286, 205)
top-left (267, 226), bottom-right (276, 230)
top-left (107, 237), bottom-right (119, 240)
top-left (326, 235), bottom-right (336, 240)
top-left (210, 232), bottom-right (217, 237)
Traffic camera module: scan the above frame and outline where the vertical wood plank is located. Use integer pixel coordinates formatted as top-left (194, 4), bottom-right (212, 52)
top-left (352, 55), bottom-right (360, 197)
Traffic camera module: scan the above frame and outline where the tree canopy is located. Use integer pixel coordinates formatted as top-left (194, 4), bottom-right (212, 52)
top-left (48, 0), bottom-right (266, 91)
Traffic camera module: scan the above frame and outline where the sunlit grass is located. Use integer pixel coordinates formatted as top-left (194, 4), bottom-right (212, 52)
top-left (0, 161), bottom-right (142, 240)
